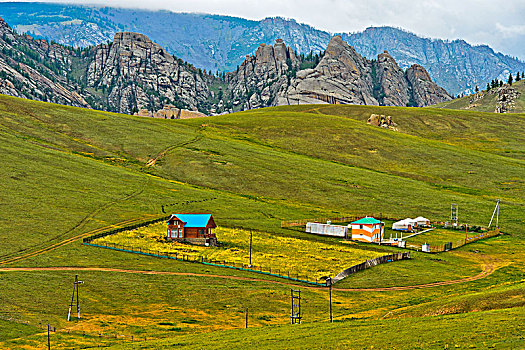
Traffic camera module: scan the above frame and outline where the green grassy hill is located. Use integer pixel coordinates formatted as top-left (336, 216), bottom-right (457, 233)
top-left (0, 95), bottom-right (523, 349)
top-left (437, 79), bottom-right (525, 113)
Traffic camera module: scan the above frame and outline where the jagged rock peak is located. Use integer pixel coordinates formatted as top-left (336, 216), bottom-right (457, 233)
top-left (226, 38), bottom-right (299, 110)
top-left (277, 35), bottom-right (378, 106)
top-left (277, 35), bottom-right (451, 107)
top-left (406, 64), bottom-right (432, 81)
top-left (406, 64), bottom-right (451, 106)
top-left (113, 31), bottom-right (152, 43)
top-left (86, 31), bottom-right (211, 114)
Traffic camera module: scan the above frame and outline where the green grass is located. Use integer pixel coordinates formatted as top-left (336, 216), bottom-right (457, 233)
top-left (105, 307), bottom-right (525, 349)
top-left (0, 94), bottom-right (524, 349)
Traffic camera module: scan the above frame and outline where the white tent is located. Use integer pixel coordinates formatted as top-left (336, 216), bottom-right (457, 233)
top-left (414, 216), bottom-right (431, 227)
top-left (392, 218), bottom-right (417, 231)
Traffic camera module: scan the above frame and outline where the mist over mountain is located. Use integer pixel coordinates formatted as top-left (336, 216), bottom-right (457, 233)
top-left (0, 2), bottom-right (524, 96)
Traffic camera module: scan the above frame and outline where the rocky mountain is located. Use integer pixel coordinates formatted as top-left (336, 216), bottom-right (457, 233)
top-left (0, 15), bottom-right (452, 116)
top-left (275, 36), bottom-right (450, 108)
top-left (86, 31), bottom-right (213, 114)
top-left (2, 3), bottom-right (525, 96)
top-left (0, 17), bottom-right (216, 115)
top-left (0, 17), bottom-right (89, 107)
top-left (225, 39), bottom-right (300, 110)
top-left (341, 27), bottom-right (525, 96)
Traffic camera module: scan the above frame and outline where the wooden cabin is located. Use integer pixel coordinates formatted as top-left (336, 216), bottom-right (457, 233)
top-left (351, 217), bottom-right (384, 243)
top-left (166, 213), bottom-right (217, 246)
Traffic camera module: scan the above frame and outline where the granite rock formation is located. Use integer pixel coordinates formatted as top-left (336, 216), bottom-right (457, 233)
top-left (276, 36), bottom-right (451, 107)
top-left (226, 39), bottom-right (299, 110)
top-left (86, 32), bottom-right (212, 114)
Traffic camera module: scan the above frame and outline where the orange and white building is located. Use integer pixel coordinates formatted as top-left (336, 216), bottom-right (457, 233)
top-left (351, 217), bottom-right (384, 243)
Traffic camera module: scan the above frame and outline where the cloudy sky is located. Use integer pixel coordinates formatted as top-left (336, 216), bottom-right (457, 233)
top-left (10, 0), bottom-right (525, 59)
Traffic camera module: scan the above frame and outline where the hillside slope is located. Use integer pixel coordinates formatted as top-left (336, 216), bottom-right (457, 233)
top-left (1, 2), bottom-right (525, 95)
top-left (0, 94), bottom-right (524, 348)
top-left (437, 79), bottom-right (525, 113)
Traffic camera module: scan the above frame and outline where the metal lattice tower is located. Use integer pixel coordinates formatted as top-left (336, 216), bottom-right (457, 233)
top-left (290, 289), bottom-right (302, 324)
top-left (67, 275), bottom-right (84, 321)
top-left (450, 203), bottom-right (459, 227)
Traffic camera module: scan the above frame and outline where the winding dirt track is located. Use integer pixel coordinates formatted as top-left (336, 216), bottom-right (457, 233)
top-left (0, 214), bottom-right (159, 266)
top-left (0, 255), bottom-right (495, 291)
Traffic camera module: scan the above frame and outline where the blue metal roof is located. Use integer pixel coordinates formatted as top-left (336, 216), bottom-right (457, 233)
top-left (171, 214), bottom-right (212, 228)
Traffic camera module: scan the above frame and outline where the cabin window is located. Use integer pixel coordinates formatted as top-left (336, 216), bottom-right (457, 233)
top-left (178, 229), bottom-right (183, 238)
top-left (360, 225), bottom-right (363, 229)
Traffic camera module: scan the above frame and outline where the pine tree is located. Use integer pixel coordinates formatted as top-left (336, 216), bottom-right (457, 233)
top-left (486, 83), bottom-right (490, 91)
top-left (508, 73), bottom-right (513, 85)
top-left (500, 80), bottom-right (504, 87)
top-left (517, 72), bottom-right (522, 82)
top-left (475, 85), bottom-right (479, 93)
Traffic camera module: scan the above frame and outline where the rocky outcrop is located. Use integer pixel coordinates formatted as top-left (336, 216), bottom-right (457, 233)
top-left (226, 39), bottom-right (299, 111)
top-left (86, 32), bottom-right (212, 114)
top-left (277, 36), bottom-right (378, 106)
top-left (493, 86), bottom-right (521, 113)
top-left (406, 64), bottom-right (451, 107)
top-left (374, 51), bottom-right (410, 106)
top-left (342, 26), bottom-right (525, 96)
top-left (134, 105), bottom-right (207, 119)
top-left (367, 114), bottom-right (398, 130)
top-left (277, 36), bottom-right (451, 107)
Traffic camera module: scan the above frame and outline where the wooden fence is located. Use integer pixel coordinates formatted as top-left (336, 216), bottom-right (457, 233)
top-left (83, 241), bottom-right (326, 286)
top-left (331, 252), bottom-right (411, 284)
top-left (83, 215), bottom-right (170, 244)
top-left (405, 229), bottom-right (500, 253)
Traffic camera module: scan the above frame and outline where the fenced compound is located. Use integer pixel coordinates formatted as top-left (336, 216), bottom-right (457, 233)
top-left (281, 214), bottom-right (393, 228)
top-left (405, 229), bottom-right (500, 253)
top-left (331, 252), bottom-right (411, 284)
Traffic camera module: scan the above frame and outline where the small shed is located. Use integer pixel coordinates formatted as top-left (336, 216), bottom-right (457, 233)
top-left (167, 213), bottom-right (217, 246)
top-left (414, 216), bottom-right (431, 227)
top-left (392, 218), bottom-right (417, 232)
top-left (351, 217), bottom-right (384, 243)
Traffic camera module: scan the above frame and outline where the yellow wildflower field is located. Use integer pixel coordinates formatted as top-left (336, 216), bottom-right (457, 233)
top-left (95, 222), bottom-right (384, 280)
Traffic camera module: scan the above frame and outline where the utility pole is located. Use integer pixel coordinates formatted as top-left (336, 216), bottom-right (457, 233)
top-left (47, 324), bottom-right (50, 350)
top-left (67, 275), bottom-right (84, 321)
top-left (248, 230), bottom-right (253, 268)
top-left (496, 196), bottom-right (500, 228)
top-left (321, 275), bottom-right (333, 322)
top-left (245, 308), bottom-right (248, 328)
top-left (328, 277), bottom-right (333, 323)
top-left (290, 289), bottom-right (302, 324)
top-left (488, 197), bottom-right (501, 229)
